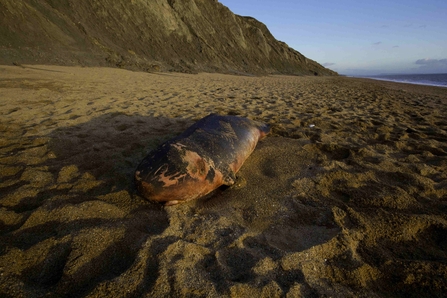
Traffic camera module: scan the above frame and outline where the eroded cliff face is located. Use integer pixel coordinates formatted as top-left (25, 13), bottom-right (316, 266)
top-left (0, 0), bottom-right (337, 75)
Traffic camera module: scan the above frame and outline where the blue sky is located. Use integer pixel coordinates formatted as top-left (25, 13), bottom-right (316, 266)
top-left (218, 0), bottom-right (447, 75)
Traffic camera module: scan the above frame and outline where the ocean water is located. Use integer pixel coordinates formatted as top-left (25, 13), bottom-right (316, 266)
top-left (363, 73), bottom-right (447, 88)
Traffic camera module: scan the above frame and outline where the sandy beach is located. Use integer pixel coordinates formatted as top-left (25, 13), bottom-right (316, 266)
top-left (1, 65), bottom-right (446, 297)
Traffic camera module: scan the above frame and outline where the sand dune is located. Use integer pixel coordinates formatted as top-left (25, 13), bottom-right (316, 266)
top-left (1, 65), bottom-right (446, 297)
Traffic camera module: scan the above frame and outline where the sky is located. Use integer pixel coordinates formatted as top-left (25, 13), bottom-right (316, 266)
top-left (218, 0), bottom-right (447, 76)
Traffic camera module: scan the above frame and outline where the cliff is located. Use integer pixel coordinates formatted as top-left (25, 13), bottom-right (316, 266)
top-left (0, 0), bottom-right (337, 75)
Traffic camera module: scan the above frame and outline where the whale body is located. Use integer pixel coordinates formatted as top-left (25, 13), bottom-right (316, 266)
top-left (134, 114), bottom-right (270, 206)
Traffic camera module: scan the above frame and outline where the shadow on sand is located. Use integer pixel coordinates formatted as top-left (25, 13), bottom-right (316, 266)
top-left (0, 113), bottom-right (344, 297)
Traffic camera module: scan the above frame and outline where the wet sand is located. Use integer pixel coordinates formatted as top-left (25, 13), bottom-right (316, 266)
top-left (0, 65), bottom-right (446, 297)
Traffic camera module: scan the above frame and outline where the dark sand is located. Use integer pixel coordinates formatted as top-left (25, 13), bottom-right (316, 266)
top-left (0, 65), bottom-right (446, 297)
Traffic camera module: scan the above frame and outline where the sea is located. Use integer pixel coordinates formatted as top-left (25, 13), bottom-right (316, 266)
top-left (361, 73), bottom-right (447, 88)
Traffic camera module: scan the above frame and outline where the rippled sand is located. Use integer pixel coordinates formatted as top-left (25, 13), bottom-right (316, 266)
top-left (1, 65), bottom-right (446, 297)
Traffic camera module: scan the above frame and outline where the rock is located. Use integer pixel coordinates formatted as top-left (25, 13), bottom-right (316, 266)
top-left (0, 0), bottom-right (337, 76)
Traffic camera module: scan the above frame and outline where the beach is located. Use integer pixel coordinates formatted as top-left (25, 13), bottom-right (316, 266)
top-left (1, 65), bottom-right (446, 297)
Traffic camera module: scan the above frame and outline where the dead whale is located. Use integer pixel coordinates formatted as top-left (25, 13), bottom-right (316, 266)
top-left (134, 114), bottom-right (270, 206)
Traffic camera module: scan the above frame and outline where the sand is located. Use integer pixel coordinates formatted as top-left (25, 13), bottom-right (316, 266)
top-left (0, 65), bottom-right (446, 297)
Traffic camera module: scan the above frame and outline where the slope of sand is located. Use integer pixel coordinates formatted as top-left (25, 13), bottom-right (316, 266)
top-left (0, 65), bottom-right (446, 297)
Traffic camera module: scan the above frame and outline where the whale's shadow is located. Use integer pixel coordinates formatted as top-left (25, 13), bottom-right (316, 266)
top-left (47, 113), bottom-right (193, 192)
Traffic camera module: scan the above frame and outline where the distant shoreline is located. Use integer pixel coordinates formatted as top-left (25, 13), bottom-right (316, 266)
top-left (352, 73), bottom-right (447, 88)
